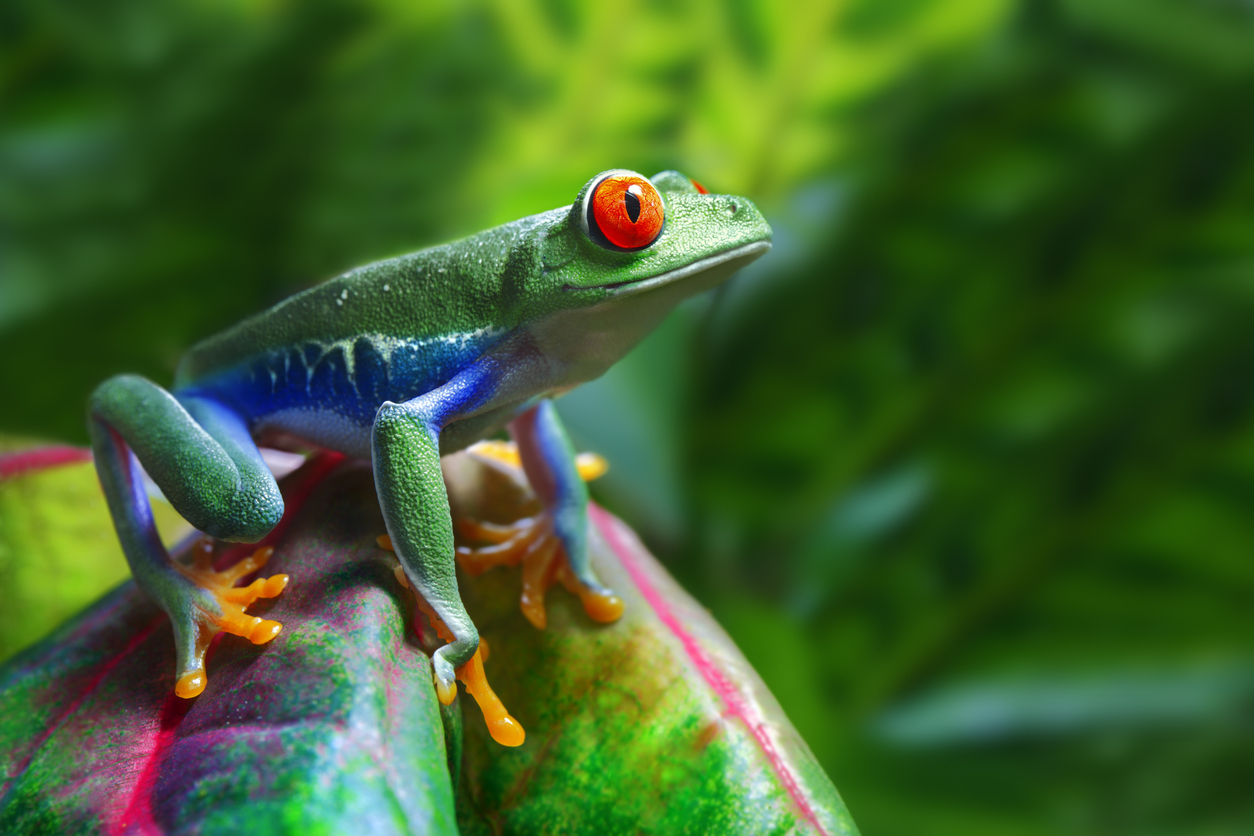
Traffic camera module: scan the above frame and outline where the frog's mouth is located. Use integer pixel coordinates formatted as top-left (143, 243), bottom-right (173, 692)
top-left (562, 240), bottom-right (771, 294)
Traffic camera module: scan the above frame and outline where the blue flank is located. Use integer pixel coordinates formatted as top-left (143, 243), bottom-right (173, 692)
top-left (177, 330), bottom-right (505, 428)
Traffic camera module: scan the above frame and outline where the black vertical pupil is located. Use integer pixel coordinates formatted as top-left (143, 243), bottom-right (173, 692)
top-left (624, 190), bottom-right (642, 224)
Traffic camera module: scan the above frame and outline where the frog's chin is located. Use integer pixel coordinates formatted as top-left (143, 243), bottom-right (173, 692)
top-left (565, 240), bottom-right (772, 296)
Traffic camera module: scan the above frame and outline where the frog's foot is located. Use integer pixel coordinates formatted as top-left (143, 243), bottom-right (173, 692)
top-left (375, 535), bottom-right (525, 748)
top-left (455, 513), bottom-right (623, 630)
top-left (419, 598), bottom-right (524, 748)
top-left (171, 540), bottom-right (289, 698)
top-left (459, 440), bottom-right (621, 628)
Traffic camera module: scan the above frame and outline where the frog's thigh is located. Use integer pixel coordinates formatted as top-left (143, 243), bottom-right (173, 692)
top-left (174, 394), bottom-right (284, 541)
top-left (509, 399), bottom-right (606, 592)
top-left (372, 395), bottom-right (478, 690)
top-left (91, 376), bottom-right (282, 546)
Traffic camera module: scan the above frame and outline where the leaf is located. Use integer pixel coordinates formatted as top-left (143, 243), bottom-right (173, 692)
top-left (0, 454), bottom-right (458, 835)
top-left (0, 449), bottom-right (855, 835)
top-left (0, 443), bottom-right (190, 662)
top-left (444, 454), bottom-right (856, 836)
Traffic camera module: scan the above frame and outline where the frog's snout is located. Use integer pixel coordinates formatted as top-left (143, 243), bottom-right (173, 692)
top-left (712, 194), bottom-right (742, 218)
top-left (710, 194), bottom-right (772, 242)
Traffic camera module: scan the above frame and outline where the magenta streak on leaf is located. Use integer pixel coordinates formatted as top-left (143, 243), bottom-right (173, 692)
top-left (0, 446), bottom-right (93, 480)
top-left (0, 617), bottom-right (163, 801)
top-left (97, 451), bottom-right (345, 835)
top-left (588, 503), bottom-right (831, 836)
top-left (109, 693), bottom-right (193, 836)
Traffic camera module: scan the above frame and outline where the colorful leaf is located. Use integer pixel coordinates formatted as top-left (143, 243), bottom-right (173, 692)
top-left (0, 448), bottom-right (855, 834)
top-left (445, 453), bottom-right (856, 835)
top-left (0, 454), bottom-right (457, 835)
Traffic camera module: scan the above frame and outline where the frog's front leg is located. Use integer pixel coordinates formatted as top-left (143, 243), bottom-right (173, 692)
top-left (372, 384), bottom-right (484, 705)
top-left (89, 375), bottom-right (287, 698)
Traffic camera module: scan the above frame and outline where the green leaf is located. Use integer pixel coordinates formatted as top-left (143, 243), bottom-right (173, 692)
top-left (0, 441), bottom-right (191, 662)
top-left (0, 454), bottom-right (457, 835)
top-left (444, 454), bottom-right (856, 836)
top-left (0, 449), bottom-right (854, 834)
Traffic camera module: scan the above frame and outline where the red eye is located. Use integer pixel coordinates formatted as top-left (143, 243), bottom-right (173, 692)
top-left (589, 173), bottom-right (664, 250)
top-left (691, 178), bottom-right (709, 194)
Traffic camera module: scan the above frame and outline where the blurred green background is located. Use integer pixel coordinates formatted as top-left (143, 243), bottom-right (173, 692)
top-left (5, 0), bottom-right (1254, 832)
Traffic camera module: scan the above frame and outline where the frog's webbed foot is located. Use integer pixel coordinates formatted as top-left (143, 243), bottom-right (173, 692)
top-left (169, 541), bottom-right (289, 698)
top-left (377, 536), bottom-right (525, 748)
top-left (455, 514), bottom-right (622, 629)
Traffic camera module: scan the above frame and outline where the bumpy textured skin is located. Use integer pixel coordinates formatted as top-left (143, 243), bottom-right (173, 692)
top-left (88, 169), bottom-right (772, 698)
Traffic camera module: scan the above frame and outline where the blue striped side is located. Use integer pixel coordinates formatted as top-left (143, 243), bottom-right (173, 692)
top-left (178, 330), bottom-right (506, 427)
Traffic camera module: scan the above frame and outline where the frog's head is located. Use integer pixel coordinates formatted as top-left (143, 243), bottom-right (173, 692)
top-left (517, 169), bottom-right (771, 384)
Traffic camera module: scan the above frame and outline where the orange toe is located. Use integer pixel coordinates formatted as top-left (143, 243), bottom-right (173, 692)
top-left (172, 542), bottom-right (289, 699)
top-left (176, 669), bottom-right (207, 699)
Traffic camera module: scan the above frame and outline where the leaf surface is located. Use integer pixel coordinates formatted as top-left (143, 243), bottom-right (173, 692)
top-left (444, 454), bottom-right (856, 836)
top-left (0, 448), bottom-right (855, 835)
top-left (0, 454), bottom-right (456, 835)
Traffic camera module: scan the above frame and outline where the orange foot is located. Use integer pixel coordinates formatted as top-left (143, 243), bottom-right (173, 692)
top-left (173, 541), bottom-right (289, 698)
top-left (456, 439), bottom-right (623, 630)
top-left (455, 514), bottom-right (623, 630)
top-left (378, 535), bottom-right (525, 748)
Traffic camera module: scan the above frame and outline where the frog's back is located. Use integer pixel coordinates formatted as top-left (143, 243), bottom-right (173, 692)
top-left (174, 242), bottom-right (515, 437)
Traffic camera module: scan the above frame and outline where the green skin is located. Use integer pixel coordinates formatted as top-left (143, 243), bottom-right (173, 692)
top-left (89, 169), bottom-right (772, 699)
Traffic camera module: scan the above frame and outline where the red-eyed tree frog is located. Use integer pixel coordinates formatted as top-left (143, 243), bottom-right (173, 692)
top-left (89, 169), bottom-right (771, 743)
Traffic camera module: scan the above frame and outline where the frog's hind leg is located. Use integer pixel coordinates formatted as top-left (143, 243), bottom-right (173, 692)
top-left (466, 400), bottom-right (624, 629)
top-left (456, 513), bottom-right (564, 629)
top-left (89, 375), bottom-right (288, 698)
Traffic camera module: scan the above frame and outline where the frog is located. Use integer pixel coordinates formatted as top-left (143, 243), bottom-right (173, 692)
top-left (89, 168), bottom-right (771, 744)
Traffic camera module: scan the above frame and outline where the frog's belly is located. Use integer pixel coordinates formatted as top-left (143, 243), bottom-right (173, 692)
top-left (255, 407), bottom-right (376, 459)
top-left (254, 399), bottom-right (532, 460)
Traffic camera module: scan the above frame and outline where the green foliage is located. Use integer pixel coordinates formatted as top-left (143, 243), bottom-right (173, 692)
top-left (5, 0), bottom-right (1254, 832)
top-left (0, 0), bottom-right (998, 441)
top-left (682, 2), bottom-right (1254, 833)
top-left (0, 437), bottom-right (189, 660)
